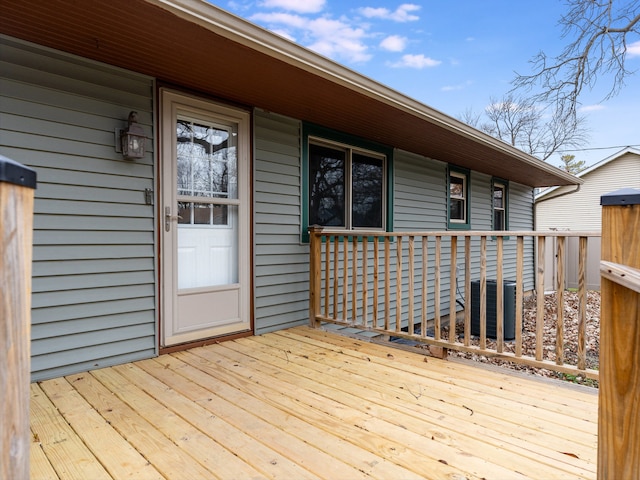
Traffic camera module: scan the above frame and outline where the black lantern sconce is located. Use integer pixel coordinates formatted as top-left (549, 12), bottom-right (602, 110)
top-left (118, 111), bottom-right (146, 160)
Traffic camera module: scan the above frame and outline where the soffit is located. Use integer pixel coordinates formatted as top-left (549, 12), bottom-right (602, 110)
top-left (0, 0), bottom-right (579, 187)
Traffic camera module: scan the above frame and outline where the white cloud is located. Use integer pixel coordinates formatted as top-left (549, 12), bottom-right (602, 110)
top-left (258, 0), bottom-right (326, 14)
top-left (579, 104), bottom-right (606, 112)
top-left (441, 80), bottom-right (472, 92)
top-left (306, 17), bottom-right (371, 62)
top-left (379, 35), bottom-right (407, 52)
top-left (250, 12), bottom-right (308, 29)
top-left (627, 40), bottom-right (640, 57)
top-left (390, 53), bottom-right (441, 68)
top-left (359, 3), bottom-right (420, 22)
top-left (250, 12), bottom-right (371, 63)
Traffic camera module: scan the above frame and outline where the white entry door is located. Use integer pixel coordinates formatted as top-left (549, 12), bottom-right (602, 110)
top-left (161, 89), bottom-right (251, 346)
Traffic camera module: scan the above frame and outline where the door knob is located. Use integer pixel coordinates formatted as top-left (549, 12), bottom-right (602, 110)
top-left (165, 206), bottom-right (182, 231)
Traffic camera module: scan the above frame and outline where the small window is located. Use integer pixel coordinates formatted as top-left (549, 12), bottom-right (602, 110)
top-left (448, 168), bottom-right (470, 229)
top-left (492, 180), bottom-right (508, 231)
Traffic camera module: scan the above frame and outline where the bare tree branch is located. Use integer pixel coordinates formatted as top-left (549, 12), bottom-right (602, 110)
top-left (513, 0), bottom-right (640, 119)
top-left (460, 93), bottom-right (589, 161)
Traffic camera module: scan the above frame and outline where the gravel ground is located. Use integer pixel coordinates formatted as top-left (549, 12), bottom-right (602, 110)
top-left (442, 290), bottom-right (601, 388)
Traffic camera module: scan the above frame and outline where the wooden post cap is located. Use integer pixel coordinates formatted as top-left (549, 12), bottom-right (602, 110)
top-left (0, 155), bottom-right (37, 189)
top-left (600, 187), bottom-right (640, 206)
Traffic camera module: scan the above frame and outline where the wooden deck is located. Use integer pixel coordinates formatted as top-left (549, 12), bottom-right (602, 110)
top-left (30, 326), bottom-right (598, 480)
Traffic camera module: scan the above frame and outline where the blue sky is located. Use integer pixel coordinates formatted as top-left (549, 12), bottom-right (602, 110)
top-left (216, 0), bottom-right (639, 168)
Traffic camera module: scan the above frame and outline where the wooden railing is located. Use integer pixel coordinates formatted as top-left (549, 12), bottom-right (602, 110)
top-left (1, 156), bottom-right (36, 480)
top-left (309, 227), bottom-right (601, 380)
top-left (597, 191), bottom-right (640, 478)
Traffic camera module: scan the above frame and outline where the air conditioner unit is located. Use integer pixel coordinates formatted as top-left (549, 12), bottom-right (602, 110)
top-left (471, 280), bottom-right (517, 340)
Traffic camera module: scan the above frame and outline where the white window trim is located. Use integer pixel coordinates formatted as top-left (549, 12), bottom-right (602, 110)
top-left (449, 171), bottom-right (468, 224)
top-left (493, 181), bottom-right (507, 230)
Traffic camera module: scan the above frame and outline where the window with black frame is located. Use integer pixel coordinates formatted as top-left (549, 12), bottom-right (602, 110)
top-left (308, 140), bottom-right (385, 231)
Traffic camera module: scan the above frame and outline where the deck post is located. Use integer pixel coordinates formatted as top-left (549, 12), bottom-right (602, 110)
top-left (308, 225), bottom-right (323, 328)
top-left (1, 156), bottom-right (37, 480)
top-left (598, 188), bottom-right (640, 479)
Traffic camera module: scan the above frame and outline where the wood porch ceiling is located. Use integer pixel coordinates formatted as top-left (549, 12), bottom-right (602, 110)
top-left (30, 326), bottom-right (597, 479)
top-left (1, 0), bottom-right (579, 187)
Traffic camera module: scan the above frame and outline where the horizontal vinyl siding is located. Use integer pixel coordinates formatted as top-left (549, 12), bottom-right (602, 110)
top-left (508, 182), bottom-right (535, 291)
top-left (253, 109), bottom-right (309, 334)
top-left (469, 174), bottom-right (535, 290)
top-left (393, 150), bottom-right (449, 320)
top-left (393, 150), bottom-right (447, 230)
top-left (536, 153), bottom-right (640, 231)
top-left (0, 37), bottom-right (156, 381)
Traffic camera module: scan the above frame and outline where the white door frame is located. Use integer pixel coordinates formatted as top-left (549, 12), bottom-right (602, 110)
top-left (160, 88), bottom-right (251, 346)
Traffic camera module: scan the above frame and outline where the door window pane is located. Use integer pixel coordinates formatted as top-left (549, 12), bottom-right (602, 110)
top-left (193, 203), bottom-right (210, 225)
top-left (178, 201), bottom-right (190, 224)
top-left (177, 202), bottom-right (229, 226)
top-left (176, 119), bottom-right (237, 200)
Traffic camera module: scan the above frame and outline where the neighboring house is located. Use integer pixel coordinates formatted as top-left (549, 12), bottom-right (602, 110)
top-left (0, 0), bottom-right (579, 381)
top-left (535, 147), bottom-right (640, 290)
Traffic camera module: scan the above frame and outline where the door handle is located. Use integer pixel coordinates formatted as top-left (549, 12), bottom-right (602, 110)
top-left (165, 206), bottom-right (182, 232)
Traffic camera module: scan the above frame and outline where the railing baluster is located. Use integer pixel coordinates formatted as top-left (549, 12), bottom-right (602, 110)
top-left (384, 237), bottom-right (390, 331)
top-left (352, 236), bottom-right (358, 325)
top-left (373, 236), bottom-right (379, 329)
top-left (362, 236), bottom-right (368, 328)
top-left (479, 236), bottom-right (487, 350)
top-left (434, 236), bottom-right (441, 340)
top-left (396, 236), bottom-right (403, 333)
top-left (577, 236), bottom-right (587, 370)
top-left (421, 236), bottom-right (428, 338)
top-left (496, 236), bottom-right (504, 353)
top-left (408, 236), bottom-right (415, 336)
top-left (324, 234), bottom-right (330, 319)
top-left (333, 236), bottom-right (339, 320)
top-left (536, 236), bottom-right (545, 362)
top-left (515, 236), bottom-right (524, 358)
top-left (342, 235), bottom-right (348, 322)
top-left (464, 236), bottom-right (471, 347)
top-left (556, 236), bottom-right (565, 365)
top-left (449, 236), bottom-right (457, 344)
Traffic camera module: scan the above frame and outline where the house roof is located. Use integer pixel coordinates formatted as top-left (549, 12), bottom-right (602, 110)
top-left (1, 0), bottom-right (581, 188)
top-left (535, 146), bottom-right (640, 200)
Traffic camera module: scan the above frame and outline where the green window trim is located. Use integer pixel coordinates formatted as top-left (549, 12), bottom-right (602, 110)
top-left (301, 122), bottom-right (394, 243)
top-left (447, 165), bottom-right (470, 230)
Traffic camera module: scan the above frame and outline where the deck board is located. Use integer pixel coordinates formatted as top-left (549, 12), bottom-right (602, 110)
top-left (38, 377), bottom-right (164, 480)
top-left (30, 326), bottom-right (598, 480)
top-left (230, 331), bottom-right (595, 478)
top-left (30, 383), bottom-right (112, 480)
